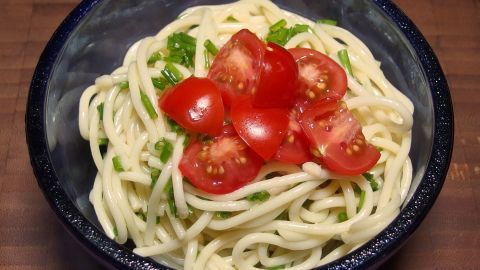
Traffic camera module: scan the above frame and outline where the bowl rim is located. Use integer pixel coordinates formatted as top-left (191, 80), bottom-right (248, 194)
top-left (26, 0), bottom-right (454, 269)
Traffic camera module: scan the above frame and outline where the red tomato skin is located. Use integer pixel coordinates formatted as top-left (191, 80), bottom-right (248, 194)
top-left (159, 77), bottom-right (224, 136)
top-left (231, 97), bottom-right (289, 160)
top-left (273, 111), bottom-right (312, 164)
top-left (179, 126), bottom-right (263, 194)
top-left (299, 99), bottom-right (380, 175)
top-left (208, 29), bottom-right (266, 108)
top-left (253, 42), bottom-right (299, 108)
top-left (288, 48), bottom-right (347, 113)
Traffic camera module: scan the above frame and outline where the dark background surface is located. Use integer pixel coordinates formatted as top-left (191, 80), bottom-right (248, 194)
top-left (0, 0), bottom-right (478, 269)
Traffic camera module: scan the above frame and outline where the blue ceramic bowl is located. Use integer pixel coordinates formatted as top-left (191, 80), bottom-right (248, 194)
top-left (26, 0), bottom-right (453, 269)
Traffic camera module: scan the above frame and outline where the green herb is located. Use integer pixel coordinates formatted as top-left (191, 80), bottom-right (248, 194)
top-left (166, 32), bottom-right (196, 68)
top-left (161, 63), bottom-right (183, 85)
top-left (246, 191), bottom-right (270, 202)
top-left (291, 24), bottom-right (309, 35)
top-left (150, 168), bottom-right (161, 189)
top-left (156, 216), bottom-right (160, 224)
top-left (358, 190), bottom-right (366, 211)
top-left (269, 19), bottom-right (287, 32)
top-left (338, 212), bottom-right (348, 222)
top-left (215, 211), bottom-right (231, 219)
top-left (119, 81), bottom-right (129, 89)
top-left (140, 91), bottom-right (158, 119)
top-left (204, 39), bottom-right (218, 56)
top-left (97, 138), bottom-right (109, 146)
top-left (203, 49), bottom-right (211, 69)
top-left (353, 183), bottom-right (362, 194)
top-left (188, 204), bottom-right (195, 217)
top-left (376, 147), bottom-right (384, 152)
top-left (363, 173), bottom-right (379, 192)
top-left (267, 265), bottom-right (285, 270)
top-left (164, 177), bottom-right (177, 217)
top-left (155, 138), bottom-right (174, 163)
top-left (166, 117), bottom-right (185, 135)
top-left (112, 156), bottom-right (124, 172)
top-left (183, 134), bottom-right (190, 147)
top-left (226, 15), bottom-right (238, 22)
top-left (152, 77), bottom-right (168, 90)
top-left (337, 49), bottom-right (353, 76)
top-left (113, 226), bottom-right (118, 237)
top-left (147, 52), bottom-right (162, 65)
top-left (316, 19), bottom-right (337, 25)
top-left (97, 103), bottom-right (104, 121)
top-left (266, 27), bottom-right (290, 45)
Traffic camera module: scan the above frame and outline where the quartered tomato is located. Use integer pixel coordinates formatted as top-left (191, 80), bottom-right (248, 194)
top-left (298, 99), bottom-right (380, 175)
top-left (274, 109), bottom-right (312, 164)
top-left (231, 97), bottom-right (289, 160)
top-left (289, 48), bottom-right (347, 113)
top-left (253, 42), bottom-right (299, 108)
top-left (179, 125), bottom-right (263, 194)
top-left (159, 77), bottom-right (224, 136)
top-left (208, 29), bottom-right (265, 108)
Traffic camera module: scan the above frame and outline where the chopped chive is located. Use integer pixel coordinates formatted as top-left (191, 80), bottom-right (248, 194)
top-left (156, 216), bottom-right (160, 224)
top-left (376, 147), bottom-right (384, 152)
top-left (266, 27), bottom-right (289, 46)
top-left (203, 49), bottom-right (211, 69)
top-left (164, 177), bottom-right (177, 217)
top-left (119, 81), bottom-right (129, 89)
top-left (246, 191), bottom-right (270, 202)
top-left (358, 190), bottom-right (366, 211)
top-left (291, 24), bottom-right (309, 34)
top-left (353, 183), bottom-right (362, 194)
top-left (363, 173), bottom-right (380, 192)
top-left (112, 156), bottom-right (124, 172)
top-left (166, 117), bottom-right (185, 135)
top-left (161, 67), bottom-right (177, 85)
top-left (150, 168), bottom-right (161, 189)
top-left (97, 103), bottom-right (104, 121)
top-left (113, 226), bottom-right (118, 237)
top-left (188, 204), bottom-right (195, 216)
top-left (147, 52), bottom-right (162, 65)
top-left (337, 49), bottom-right (353, 76)
top-left (155, 138), bottom-right (174, 163)
top-left (338, 212), bottom-right (348, 222)
top-left (316, 19), bottom-right (337, 26)
top-left (183, 134), bottom-right (190, 147)
top-left (140, 91), bottom-right (158, 119)
top-left (215, 211), bottom-right (231, 219)
top-left (166, 63), bottom-right (183, 82)
top-left (267, 265), bottom-right (285, 270)
top-left (166, 32), bottom-right (197, 68)
top-left (204, 39), bottom-right (218, 56)
top-left (97, 138), bottom-right (109, 146)
top-left (152, 77), bottom-right (168, 90)
top-left (226, 15), bottom-right (237, 22)
top-left (269, 19), bottom-right (287, 32)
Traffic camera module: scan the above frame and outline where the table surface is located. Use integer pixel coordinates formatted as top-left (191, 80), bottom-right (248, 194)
top-left (1, 0), bottom-right (479, 269)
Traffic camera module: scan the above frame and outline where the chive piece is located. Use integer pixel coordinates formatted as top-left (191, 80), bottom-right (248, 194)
top-left (113, 227), bottom-right (118, 237)
top-left (156, 216), bottom-right (160, 224)
top-left (267, 266), bottom-right (285, 270)
top-left (269, 19), bottom-right (287, 32)
top-left (164, 177), bottom-right (177, 217)
top-left (166, 62), bottom-right (184, 82)
top-left (353, 183), bottom-right (362, 194)
top-left (266, 27), bottom-right (289, 46)
top-left (246, 191), bottom-right (270, 202)
top-left (363, 173), bottom-right (379, 192)
top-left (337, 49), bottom-right (353, 76)
top-left (112, 156), bottom-right (124, 172)
top-left (155, 138), bottom-right (174, 163)
top-left (226, 15), bottom-right (237, 22)
top-left (98, 138), bottom-right (109, 146)
top-left (97, 103), bottom-right (104, 121)
top-left (166, 117), bottom-right (185, 135)
top-left (358, 190), bottom-right (366, 211)
top-left (291, 24), bottom-right (309, 34)
top-left (152, 77), bottom-right (168, 90)
top-left (166, 32), bottom-right (197, 68)
top-left (316, 19), bottom-right (337, 26)
top-left (183, 134), bottom-right (190, 147)
top-left (147, 52), bottom-right (162, 65)
top-left (139, 91), bottom-right (158, 119)
top-left (204, 39), bottom-right (218, 56)
top-left (338, 212), bottom-right (348, 222)
top-left (188, 204), bottom-right (195, 216)
top-left (119, 81), bottom-right (129, 89)
top-left (215, 211), bottom-right (231, 219)
top-left (203, 49), bottom-right (211, 69)
top-left (150, 168), bottom-right (161, 189)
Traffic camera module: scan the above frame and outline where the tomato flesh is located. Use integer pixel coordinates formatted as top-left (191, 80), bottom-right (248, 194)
top-left (274, 109), bottom-right (312, 164)
top-left (159, 77), bottom-right (224, 136)
top-left (179, 125), bottom-right (263, 194)
top-left (208, 29), bottom-right (265, 108)
top-left (289, 48), bottom-right (347, 113)
top-left (253, 42), bottom-right (299, 108)
top-left (231, 97), bottom-right (289, 160)
top-left (299, 99), bottom-right (380, 175)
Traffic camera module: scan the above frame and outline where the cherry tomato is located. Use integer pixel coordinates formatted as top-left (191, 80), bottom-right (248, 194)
top-left (231, 97), bottom-right (289, 160)
top-left (299, 99), bottom-right (380, 175)
top-left (289, 48), bottom-right (347, 113)
top-left (253, 42), bottom-right (299, 108)
top-left (273, 109), bottom-right (312, 164)
top-left (208, 29), bottom-right (266, 108)
top-left (159, 77), bottom-right (224, 136)
top-left (179, 125), bottom-right (263, 194)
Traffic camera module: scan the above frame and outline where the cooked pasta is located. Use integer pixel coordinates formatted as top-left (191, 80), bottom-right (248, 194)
top-left (79, 0), bottom-right (414, 269)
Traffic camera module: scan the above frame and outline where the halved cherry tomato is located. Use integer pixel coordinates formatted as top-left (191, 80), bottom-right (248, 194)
top-left (299, 99), bottom-right (380, 175)
top-left (289, 48), bottom-right (347, 113)
top-left (179, 125), bottom-right (263, 194)
top-left (253, 42), bottom-right (298, 108)
top-left (208, 29), bottom-right (265, 108)
top-left (159, 77), bottom-right (224, 136)
top-left (231, 97), bottom-right (289, 160)
top-left (274, 109), bottom-right (312, 164)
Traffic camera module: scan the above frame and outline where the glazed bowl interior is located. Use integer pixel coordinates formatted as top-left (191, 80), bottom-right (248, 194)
top-left (28, 0), bottom-right (452, 269)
